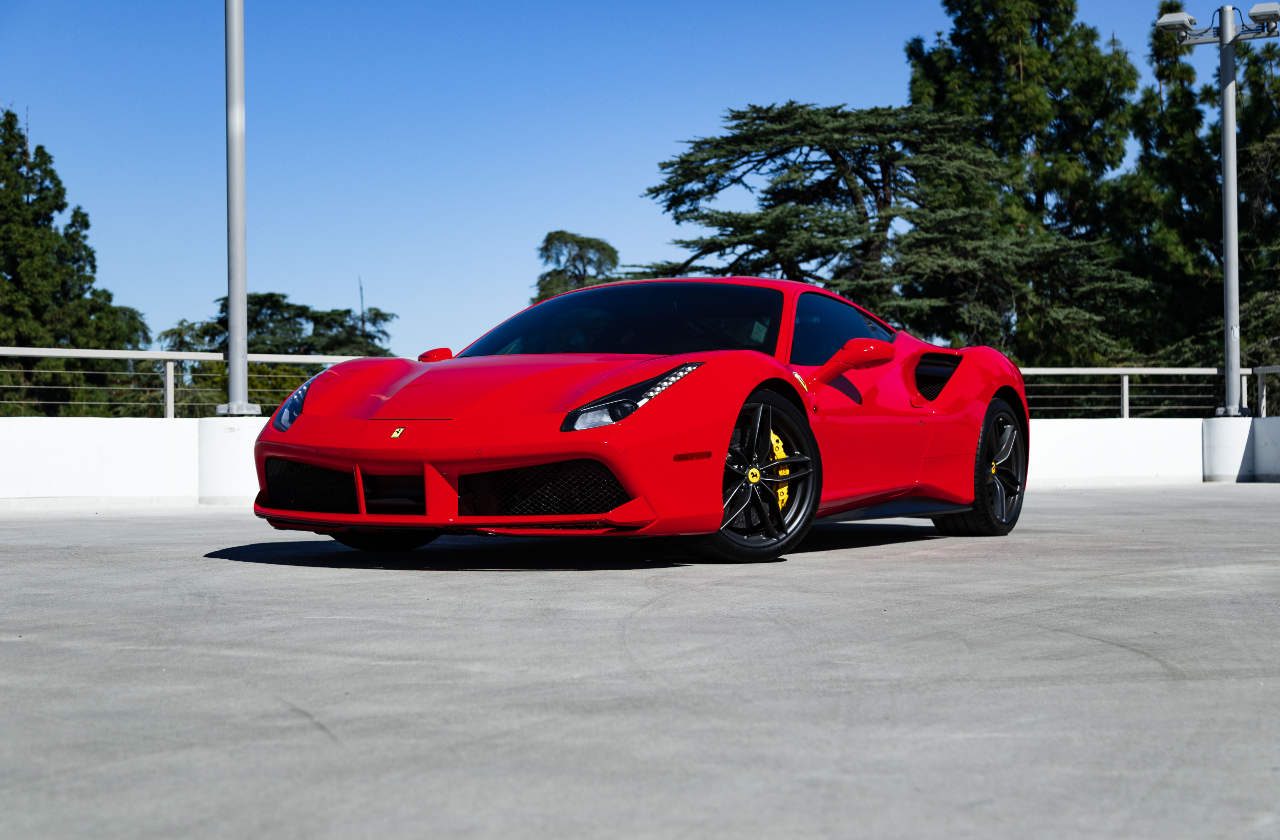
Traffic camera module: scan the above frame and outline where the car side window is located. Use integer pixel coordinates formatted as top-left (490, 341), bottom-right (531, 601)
top-left (790, 293), bottom-right (881, 366)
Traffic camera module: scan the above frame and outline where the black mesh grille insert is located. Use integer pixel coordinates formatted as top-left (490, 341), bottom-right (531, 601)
top-left (915, 353), bottom-right (963, 401)
top-left (362, 474), bottom-right (426, 516)
top-left (458, 459), bottom-right (630, 517)
top-left (265, 457), bottom-right (359, 514)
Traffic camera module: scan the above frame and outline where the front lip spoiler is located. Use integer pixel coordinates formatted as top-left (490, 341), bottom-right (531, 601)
top-left (254, 495), bottom-right (658, 532)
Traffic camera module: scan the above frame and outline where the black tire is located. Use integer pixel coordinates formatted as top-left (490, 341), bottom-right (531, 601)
top-left (332, 530), bottom-right (440, 553)
top-left (932, 397), bottom-right (1026, 537)
top-left (693, 390), bottom-right (822, 562)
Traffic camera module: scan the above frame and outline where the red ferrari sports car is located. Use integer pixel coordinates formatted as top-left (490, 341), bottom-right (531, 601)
top-left (253, 278), bottom-right (1028, 561)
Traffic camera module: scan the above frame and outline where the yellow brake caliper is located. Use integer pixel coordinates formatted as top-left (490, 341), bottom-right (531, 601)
top-left (770, 431), bottom-right (789, 510)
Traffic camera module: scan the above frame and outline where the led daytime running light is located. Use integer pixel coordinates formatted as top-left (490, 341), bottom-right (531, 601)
top-left (638, 364), bottom-right (700, 405)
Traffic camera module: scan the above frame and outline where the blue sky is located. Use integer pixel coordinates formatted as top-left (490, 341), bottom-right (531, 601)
top-left (1, 0), bottom-right (1225, 357)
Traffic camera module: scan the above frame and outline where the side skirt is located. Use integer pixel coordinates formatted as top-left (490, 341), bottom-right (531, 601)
top-left (817, 497), bottom-right (971, 523)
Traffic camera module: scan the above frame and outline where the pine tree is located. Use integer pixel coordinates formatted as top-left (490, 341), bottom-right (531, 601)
top-left (158, 292), bottom-right (396, 357)
top-left (641, 103), bottom-right (994, 304)
top-left (642, 102), bottom-right (1144, 364)
top-left (0, 108), bottom-right (150, 415)
top-left (906, 0), bottom-right (1139, 238)
top-left (0, 109), bottom-right (148, 352)
top-left (531, 231), bottom-right (620, 303)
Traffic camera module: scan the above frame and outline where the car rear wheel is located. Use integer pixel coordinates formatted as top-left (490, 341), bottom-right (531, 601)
top-left (932, 397), bottom-right (1025, 537)
top-left (332, 530), bottom-right (440, 553)
top-left (694, 390), bottom-right (822, 562)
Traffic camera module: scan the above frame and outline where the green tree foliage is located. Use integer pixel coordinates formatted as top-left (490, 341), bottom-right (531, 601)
top-left (895, 202), bottom-right (1146, 363)
top-left (531, 230), bottom-right (620, 302)
top-left (643, 104), bottom-right (964, 292)
top-left (906, 0), bottom-right (1140, 237)
top-left (1108, 1), bottom-right (1280, 413)
top-left (160, 293), bottom-right (396, 414)
top-left (0, 108), bottom-right (151, 415)
top-left (159, 292), bottom-right (395, 357)
top-left (643, 102), bottom-right (1143, 364)
top-left (1108, 1), bottom-right (1217, 356)
top-left (154, 292), bottom-right (398, 415)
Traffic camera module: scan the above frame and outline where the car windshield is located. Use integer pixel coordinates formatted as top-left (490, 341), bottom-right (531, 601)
top-left (459, 282), bottom-right (786, 357)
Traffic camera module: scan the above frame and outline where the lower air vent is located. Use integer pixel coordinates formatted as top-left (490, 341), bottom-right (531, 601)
top-left (362, 474), bottom-right (426, 516)
top-left (458, 459), bottom-right (630, 517)
top-left (265, 458), bottom-right (359, 513)
top-left (915, 353), bottom-right (962, 401)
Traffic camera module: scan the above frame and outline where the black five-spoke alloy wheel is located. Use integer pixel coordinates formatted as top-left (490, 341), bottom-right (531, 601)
top-left (933, 397), bottom-right (1026, 537)
top-left (696, 390), bottom-right (822, 561)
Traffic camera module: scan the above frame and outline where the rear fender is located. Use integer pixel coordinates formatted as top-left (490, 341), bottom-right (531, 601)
top-left (917, 346), bottom-right (1026, 504)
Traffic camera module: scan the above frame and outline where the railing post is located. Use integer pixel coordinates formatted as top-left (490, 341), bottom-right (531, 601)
top-left (1262, 372), bottom-right (1268, 418)
top-left (1242, 374), bottom-right (1250, 412)
top-left (165, 361), bottom-right (175, 419)
top-left (1121, 374), bottom-right (1129, 419)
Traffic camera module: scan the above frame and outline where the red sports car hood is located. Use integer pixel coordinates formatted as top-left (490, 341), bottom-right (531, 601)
top-left (301, 353), bottom-right (702, 421)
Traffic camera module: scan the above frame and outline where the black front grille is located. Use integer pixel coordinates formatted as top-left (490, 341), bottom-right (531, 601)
top-left (458, 459), bottom-right (630, 517)
top-left (265, 458), bottom-right (359, 514)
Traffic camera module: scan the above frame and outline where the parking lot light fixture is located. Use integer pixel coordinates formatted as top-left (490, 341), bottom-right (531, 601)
top-left (1157, 12), bottom-right (1198, 31)
top-left (1249, 3), bottom-right (1280, 24)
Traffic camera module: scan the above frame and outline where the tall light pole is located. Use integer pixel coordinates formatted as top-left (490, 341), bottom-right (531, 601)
top-left (1158, 3), bottom-right (1280, 416)
top-left (217, 0), bottom-right (259, 417)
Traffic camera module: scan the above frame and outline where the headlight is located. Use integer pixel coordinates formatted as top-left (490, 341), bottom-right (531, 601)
top-left (561, 363), bottom-right (702, 432)
top-left (272, 373), bottom-right (322, 432)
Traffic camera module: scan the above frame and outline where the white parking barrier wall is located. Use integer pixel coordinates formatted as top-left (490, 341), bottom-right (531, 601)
top-left (0, 418), bottom-right (199, 509)
top-left (1253, 417), bottom-right (1280, 482)
top-left (198, 417), bottom-right (270, 505)
top-left (1027, 418), bottom-right (1204, 487)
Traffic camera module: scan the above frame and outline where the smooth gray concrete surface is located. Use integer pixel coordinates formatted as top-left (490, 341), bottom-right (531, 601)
top-left (2, 486), bottom-right (1279, 839)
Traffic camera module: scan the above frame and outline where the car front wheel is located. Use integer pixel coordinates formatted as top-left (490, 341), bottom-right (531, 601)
top-left (694, 390), bottom-right (822, 562)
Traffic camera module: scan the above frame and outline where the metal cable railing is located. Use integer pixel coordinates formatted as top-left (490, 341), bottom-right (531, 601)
top-left (0, 348), bottom-right (366, 418)
top-left (1023, 367), bottom-right (1278, 418)
top-left (4, 349), bottom-right (1277, 420)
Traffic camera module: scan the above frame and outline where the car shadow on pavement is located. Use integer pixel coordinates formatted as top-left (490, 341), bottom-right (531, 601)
top-left (792, 521), bottom-right (943, 555)
top-left (208, 522), bottom-right (939, 571)
top-left (206, 535), bottom-right (714, 571)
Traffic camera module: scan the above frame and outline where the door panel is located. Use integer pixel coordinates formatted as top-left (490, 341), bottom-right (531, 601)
top-left (792, 345), bottom-right (932, 509)
top-left (786, 293), bottom-right (932, 510)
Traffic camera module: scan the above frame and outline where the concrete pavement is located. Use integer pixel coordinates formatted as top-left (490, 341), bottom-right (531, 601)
top-left (2, 485), bottom-right (1279, 838)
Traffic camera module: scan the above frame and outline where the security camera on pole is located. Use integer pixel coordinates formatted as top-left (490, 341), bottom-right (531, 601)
top-left (1157, 3), bottom-right (1280, 416)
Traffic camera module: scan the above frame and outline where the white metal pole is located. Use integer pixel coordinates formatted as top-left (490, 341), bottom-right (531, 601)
top-left (1221, 6), bottom-right (1243, 416)
top-left (220, 0), bottom-right (258, 416)
top-left (1121, 374), bottom-right (1130, 418)
top-left (165, 360), bottom-right (175, 419)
